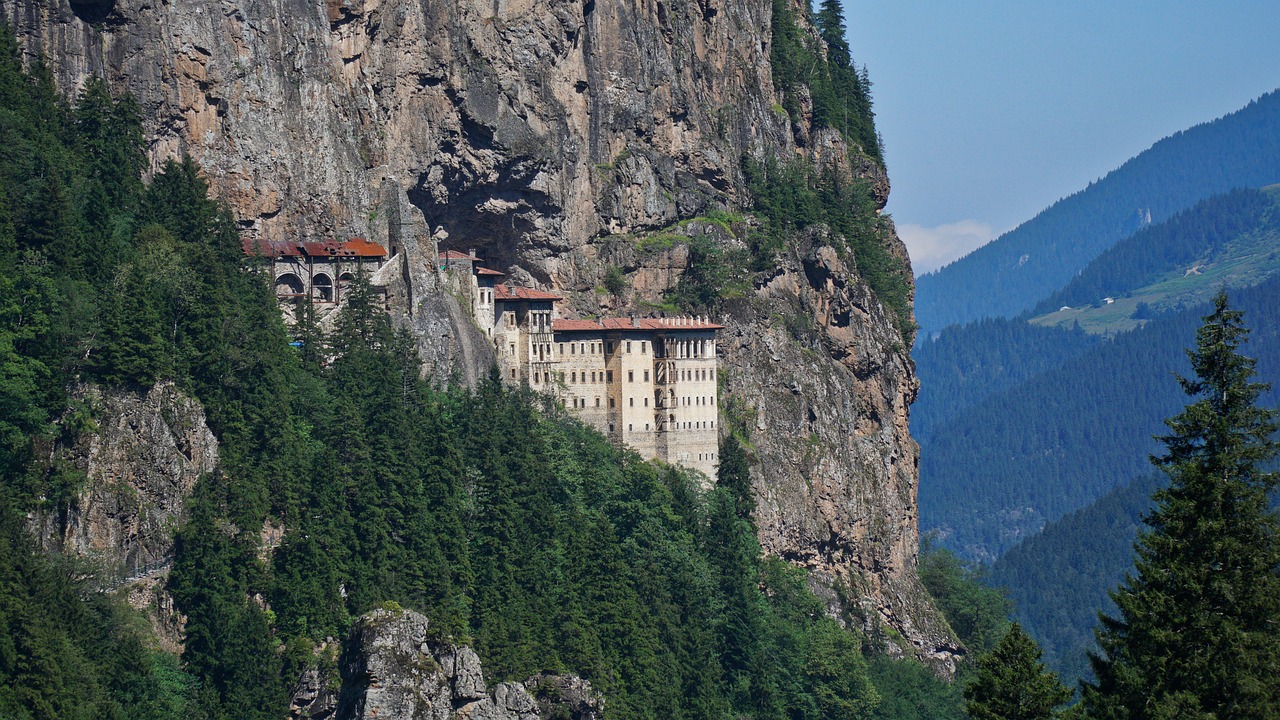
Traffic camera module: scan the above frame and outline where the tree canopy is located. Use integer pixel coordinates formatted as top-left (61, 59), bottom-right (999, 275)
top-left (1084, 291), bottom-right (1280, 719)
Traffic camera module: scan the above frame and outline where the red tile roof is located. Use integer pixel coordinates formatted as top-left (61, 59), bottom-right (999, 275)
top-left (439, 250), bottom-right (479, 261)
top-left (475, 267), bottom-right (505, 276)
top-left (552, 319), bottom-right (604, 331)
top-left (553, 316), bottom-right (724, 332)
top-left (494, 284), bottom-right (563, 301)
top-left (243, 238), bottom-right (386, 258)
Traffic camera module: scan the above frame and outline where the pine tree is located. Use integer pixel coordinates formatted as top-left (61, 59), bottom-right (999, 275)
top-left (963, 623), bottom-right (1070, 720)
top-left (815, 0), bottom-right (851, 68)
top-left (1083, 291), bottom-right (1280, 720)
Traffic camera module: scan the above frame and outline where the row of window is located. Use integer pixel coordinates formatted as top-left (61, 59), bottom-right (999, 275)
top-left (607, 420), bottom-right (717, 433)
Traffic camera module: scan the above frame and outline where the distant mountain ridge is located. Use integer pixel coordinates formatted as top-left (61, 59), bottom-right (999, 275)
top-left (914, 89), bottom-right (1280, 333)
top-left (917, 271), bottom-right (1280, 562)
top-left (988, 472), bottom-right (1163, 684)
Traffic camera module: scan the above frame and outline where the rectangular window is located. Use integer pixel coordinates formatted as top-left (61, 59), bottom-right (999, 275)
top-left (609, 398), bottom-right (615, 408)
top-left (645, 423), bottom-right (650, 430)
top-left (571, 344), bottom-right (576, 355)
top-left (641, 341), bottom-right (647, 354)
top-left (559, 343), bottom-right (564, 354)
top-left (643, 370), bottom-right (649, 382)
top-left (628, 423), bottom-right (633, 431)
top-left (571, 372), bottom-right (577, 382)
top-left (644, 398), bottom-right (648, 407)
top-left (627, 341), bottom-right (632, 353)
top-left (629, 398), bottom-right (634, 407)
top-left (595, 397), bottom-right (601, 407)
top-left (607, 370), bottom-right (614, 382)
top-left (628, 370), bottom-right (634, 382)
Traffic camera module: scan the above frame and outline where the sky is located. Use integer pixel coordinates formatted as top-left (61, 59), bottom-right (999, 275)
top-left (840, 1), bottom-right (1280, 274)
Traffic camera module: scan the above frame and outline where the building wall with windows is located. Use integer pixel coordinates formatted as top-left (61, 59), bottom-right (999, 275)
top-left (444, 256), bottom-right (723, 479)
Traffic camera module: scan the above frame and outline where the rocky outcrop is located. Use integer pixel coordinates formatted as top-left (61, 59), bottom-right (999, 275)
top-left (31, 381), bottom-right (217, 582)
top-left (719, 232), bottom-right (958, 670)
top-left (289, 607), bottom-right (602, 720)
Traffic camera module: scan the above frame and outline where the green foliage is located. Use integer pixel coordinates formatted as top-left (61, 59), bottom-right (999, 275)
top-left (918, 544), bottom-right (1011, 656)
top-left (742, 154), bottom-right (914, 341)
top-left (601, 265), bottom-right (627, 296)
top-left (867, 656), bottom-right (966, 720)
top-left (1084, 292), bottom-right (1280, 719)
top-left (770, 0), bottom-right (881, 163)
top-left (963, 623), bottom-right (1071, 720)
top-left (0, 492), bottom-right (195, 720)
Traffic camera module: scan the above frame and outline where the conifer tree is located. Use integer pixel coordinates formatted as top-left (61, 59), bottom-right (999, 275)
top-left (815, 0), bottom-right (851, 67)
top-left (963, 623), bottom-right (1070, 720)
top-left (1083, 291), bottom-right (1280, 720)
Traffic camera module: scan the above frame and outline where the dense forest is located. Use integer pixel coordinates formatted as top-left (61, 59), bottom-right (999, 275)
top-left (1031, 187), bottom-right (1280, 315)
top-left (0, 25), bottom-right (987, 720)
top-left (911, 318), bottom-right (1099, 444)
top-left (987, 472), bottom-right (1162, 684)
top-left (918, 273), bottom-right (1280, 561)
top-left (914, 89), bottom-right (1280, 332)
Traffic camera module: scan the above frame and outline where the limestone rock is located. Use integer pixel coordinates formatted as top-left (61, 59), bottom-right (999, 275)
top-left (30, 381), bottom-right (217, 582)
top-left (332, 608), bottom-right (600, 720)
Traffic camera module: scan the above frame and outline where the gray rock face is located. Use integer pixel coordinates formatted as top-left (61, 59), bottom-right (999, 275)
top-left (327, 608), bottom-right (601, 720)
top-left (718, 233), bottom-right (960, 672)
top-left (0, 0), bottom-right (812, 258)
top-left (30, 381), bottom-right (218, 582)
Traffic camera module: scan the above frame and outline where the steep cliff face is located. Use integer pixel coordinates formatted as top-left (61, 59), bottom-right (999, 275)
top-left (3, 0), bottom-right (797, 256)
top-left (3, 0), bottom-right (957, 667)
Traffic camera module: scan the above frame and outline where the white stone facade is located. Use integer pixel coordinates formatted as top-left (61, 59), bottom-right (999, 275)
top-left (452, 255), bottom-right (722, 479)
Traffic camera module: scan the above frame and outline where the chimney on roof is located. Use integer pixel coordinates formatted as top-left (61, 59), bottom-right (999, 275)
top-left (631, 316), bottom-right (638, 328)
top-left (468, 248), bottom-right (476, 260)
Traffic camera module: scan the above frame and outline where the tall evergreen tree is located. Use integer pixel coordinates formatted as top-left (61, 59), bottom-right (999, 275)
top-left (815, 0), bottom-right (851, 67)
top-left (963, 623), bottom-right (1070, 720)
top-left (1083, 291), bottom-right (1280, 719)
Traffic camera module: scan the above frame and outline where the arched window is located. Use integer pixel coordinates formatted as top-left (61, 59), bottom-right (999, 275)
top-left (274, 273), bottom-right (304, 297)
top-left (312, 273), bottom-right (334, 302)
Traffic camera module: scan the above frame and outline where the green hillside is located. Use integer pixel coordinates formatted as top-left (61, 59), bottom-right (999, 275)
top-left (911, 318), bottom-right (1099, 444)
top-left (1030, 188), bottom-right (1280, 334)
top-left (914, 90), bottom-right (1280, 333)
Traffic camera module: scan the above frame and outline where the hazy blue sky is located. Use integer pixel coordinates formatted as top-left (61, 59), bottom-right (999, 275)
top-left (841, 1), bottom-right (1280, 274)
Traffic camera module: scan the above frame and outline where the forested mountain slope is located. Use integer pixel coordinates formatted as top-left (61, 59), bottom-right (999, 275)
top-left (914, 90), bottom-right (1280, 333)
top-left (910, 318), bottom-right (1099, 444)
top-left (918, 273), bottom-right (1280, 562)
top-left (988, 473), bottom-right (1163, 685)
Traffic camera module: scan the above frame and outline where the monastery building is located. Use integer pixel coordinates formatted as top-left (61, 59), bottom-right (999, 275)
top-left (453, 250), bottom-right (723, 478)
